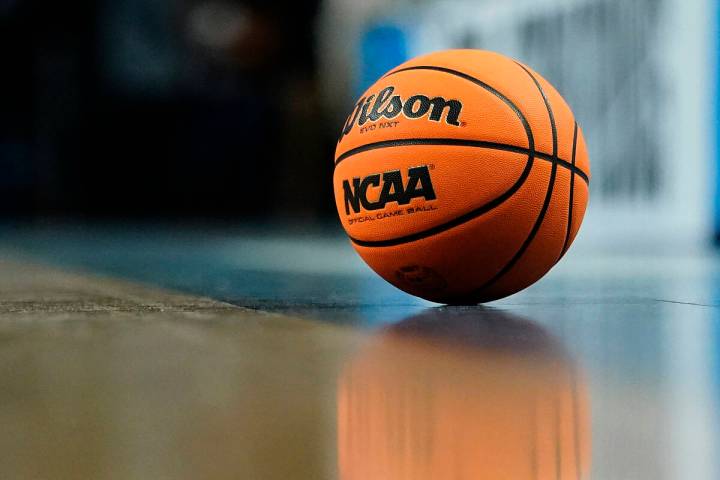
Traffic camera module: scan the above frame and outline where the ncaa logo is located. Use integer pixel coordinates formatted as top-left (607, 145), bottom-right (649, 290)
top-left (342, 165), bottom-right (437, 215)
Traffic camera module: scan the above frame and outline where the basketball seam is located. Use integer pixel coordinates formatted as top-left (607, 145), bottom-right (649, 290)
top-left (463, 62), bottom-right (560, 300)
top-left (334, 138), bottom-right (589, 184)
top-left (560, 123), bottom-right (579, 259)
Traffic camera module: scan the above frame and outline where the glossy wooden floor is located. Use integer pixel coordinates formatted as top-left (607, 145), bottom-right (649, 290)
top-left (1, 225), bottom-right (718, 479)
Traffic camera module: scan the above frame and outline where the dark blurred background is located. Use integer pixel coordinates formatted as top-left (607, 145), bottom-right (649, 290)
top-left (0, 0), bottom-right (332, 220)
top-left (0, 0), bottom-right (713, 247)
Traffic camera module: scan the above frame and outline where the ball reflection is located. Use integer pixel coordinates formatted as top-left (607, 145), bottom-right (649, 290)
top-left (338, 308), bottom-right (591, 480)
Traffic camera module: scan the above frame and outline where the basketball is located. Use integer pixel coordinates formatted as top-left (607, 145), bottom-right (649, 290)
top-left (333, 49), bottom-right (590, 304)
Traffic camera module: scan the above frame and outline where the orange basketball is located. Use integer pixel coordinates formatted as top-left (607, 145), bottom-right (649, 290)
top-left (333, 49), bottom-right (590, 304)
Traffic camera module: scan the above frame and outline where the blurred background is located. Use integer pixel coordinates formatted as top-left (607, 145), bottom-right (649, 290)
top-left (0, 0), bottom-right (714, 249)
top-left (0, 0), bottom-right (328, 219)
top-left (2, 2), bottom-right (720, 479)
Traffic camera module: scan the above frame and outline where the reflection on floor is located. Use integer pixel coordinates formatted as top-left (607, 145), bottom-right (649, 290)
top-left (339, 308), bottom-right (589, 480)
top-left (0, 224), bottom-right (718, 479)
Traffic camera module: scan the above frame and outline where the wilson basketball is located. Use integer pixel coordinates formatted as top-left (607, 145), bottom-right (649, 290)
top-left (333, 49), bottom-right (590, 304)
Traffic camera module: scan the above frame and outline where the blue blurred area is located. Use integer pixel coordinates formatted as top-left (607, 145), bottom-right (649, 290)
top-left (357, 22), bottom-right (408, 95)
top-left (715, 0), bottom-right (720, 241)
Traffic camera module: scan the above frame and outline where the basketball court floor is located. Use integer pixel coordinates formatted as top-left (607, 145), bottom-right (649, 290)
top-left (1, 223), bottom-right (718, 479)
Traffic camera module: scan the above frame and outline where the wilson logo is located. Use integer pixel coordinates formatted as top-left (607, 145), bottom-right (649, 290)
top-left (343, 165), bottom-right (437, 215)
top-left (339, 86), bottom-right (463, 140)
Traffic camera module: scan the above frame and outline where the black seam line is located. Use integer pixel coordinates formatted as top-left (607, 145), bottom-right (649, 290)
top-left (348, 64), bottom-right (537, 248)
top-left (334, 138), bottom-right (589, 184)
top-left (466, 63), bottom-right (559, 297)
top-left (560, 124), bottom-right (579, 259)
top-left (340, 63), bottom-right (588, 184)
